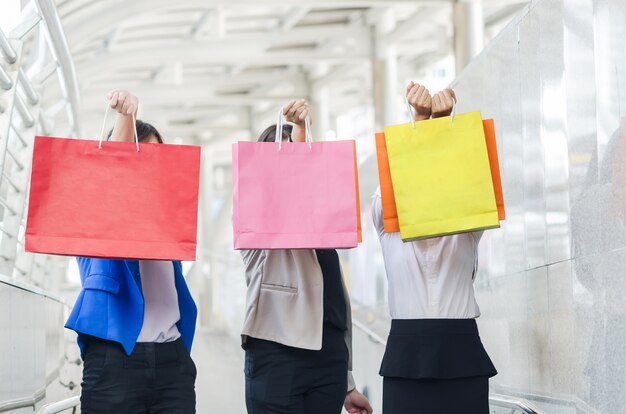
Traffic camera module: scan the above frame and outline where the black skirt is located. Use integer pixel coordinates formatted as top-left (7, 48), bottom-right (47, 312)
top-left (380, 319), bottom-right (497, 414)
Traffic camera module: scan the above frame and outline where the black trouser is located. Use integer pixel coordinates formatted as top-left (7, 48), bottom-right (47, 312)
top-left (80, 336), bottom-right (197, 414)
top-left (244, 323), bottom-right (348, 414)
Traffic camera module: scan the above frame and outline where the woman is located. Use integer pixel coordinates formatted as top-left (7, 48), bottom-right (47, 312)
top-left (372, 83), bottom-right (497, 413)
top-left (240, 100), bottom-right (373, 414)
top-left (65, 90), bottom-right (198, 414)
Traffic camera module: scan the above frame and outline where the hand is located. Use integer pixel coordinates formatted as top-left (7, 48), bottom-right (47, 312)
top-left (406, 81), bottom-right (431, 121)
top-left (283, 99), bottom-right (309, 125)
top-left (431, 88), bottom-right (456, 119)
top-left (107, 89), bottom-right (138, 116)
top-left (344, 389), bottom-right (373, 414)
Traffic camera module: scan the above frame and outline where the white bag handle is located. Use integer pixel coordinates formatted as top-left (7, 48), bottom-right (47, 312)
top-left (275, 107), bottom-right (313, 150)
top-left (98, 103), bottom-right (140, 152)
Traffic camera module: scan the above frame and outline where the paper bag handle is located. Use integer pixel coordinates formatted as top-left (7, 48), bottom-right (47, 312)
top-left (275, 107), bottom-right (313, 150)
top-left (98, 104), bottom-right (140, 152)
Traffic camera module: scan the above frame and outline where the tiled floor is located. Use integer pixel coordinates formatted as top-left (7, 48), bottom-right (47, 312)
top-left (192, 328), bottom-right (247, 413)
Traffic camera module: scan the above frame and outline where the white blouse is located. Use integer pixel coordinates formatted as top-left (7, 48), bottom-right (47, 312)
top-left (137, 260), bottom-right (181, 343)
top-left (372, 189), bottom-right (482, 320)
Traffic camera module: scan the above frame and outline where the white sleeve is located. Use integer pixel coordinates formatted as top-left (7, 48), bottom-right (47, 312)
top-left (371, 190), bottom-right (385, 239)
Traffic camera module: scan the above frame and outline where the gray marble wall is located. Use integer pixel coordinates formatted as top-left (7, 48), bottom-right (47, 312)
top-left (450, 0), bottom-right (626, 412)
top-left (347, 1), bottom-right (626, 413)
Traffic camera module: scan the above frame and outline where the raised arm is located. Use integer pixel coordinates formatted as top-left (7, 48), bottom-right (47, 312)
top-left (107, 89), bottom-right (139, 142)
top-left (282, 99), bottom-right (310, 142)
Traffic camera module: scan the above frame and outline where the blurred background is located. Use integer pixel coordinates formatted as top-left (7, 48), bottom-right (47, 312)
top-left (1, 0), bottom-right (625, 413)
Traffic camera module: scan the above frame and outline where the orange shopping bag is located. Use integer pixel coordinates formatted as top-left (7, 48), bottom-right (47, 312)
top-left (375, 132), bottom-right (400, 232)
top-left (482, 119), bottom-right (505, 220)
top-left (354, 141), bottom-right (363, 242)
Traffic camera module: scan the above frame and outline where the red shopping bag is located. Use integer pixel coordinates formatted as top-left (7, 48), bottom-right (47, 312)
top-left (25, 136), bottom-right (201, 260)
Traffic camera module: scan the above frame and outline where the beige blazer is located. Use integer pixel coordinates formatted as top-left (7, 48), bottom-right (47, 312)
top-left (240, 249), bottom-right (356, 391)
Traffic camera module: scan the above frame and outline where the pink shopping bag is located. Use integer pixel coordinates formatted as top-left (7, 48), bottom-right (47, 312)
top-left (232, 133), bottom-right (359, 250)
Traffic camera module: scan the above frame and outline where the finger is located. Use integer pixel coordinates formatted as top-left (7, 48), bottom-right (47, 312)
top-left (432, 94), bottom-right (442, 113)
top-left (282, 100), bottom-right (295, 115)
top-left (417, 87), bottom-right (430, 105)
top-left (109, 91), bottom-right (119, 108)
top-left (292, 100), bottom-right (306, 113)
top-left (287, 107), bottom-right (298, 119)
top-left (443, 94), bottom-right (454, 111)
top-left (117, 93), bottom-right (127, 110)
top-left (296, 99), bottom-right (307, 111)
top-left (107, 90), bottom-right (114, 100)
top-left (286, 100), bottom-right (299, 117)
top-left (293, 105), bottom-right (304, 118)
top-left (447, 87), bottom-right (457, 102)
top-left (407, 84), bottom-right (422, 103)
top-left (288, 101), bottom-right (302, 118)
top-left (298, 108), bottom-right (308, 121)
top-left (406, 81), bottom-right (415, 95)
top-left (406, 84), bottom-right (418, 101)
top-left (424, 94), bottom-right (432, 108)
top-left (441, 89), bottom-right (454, 108)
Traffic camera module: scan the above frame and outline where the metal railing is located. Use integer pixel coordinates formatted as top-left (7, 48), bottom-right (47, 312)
top-left (351, 317), bottom-right (543, 414)
top-left (489, 393), bottom-right (544, 414)
top-left (0, 388), bottom-right (46, 413)
top-left (0, 0), bottom-right (81, 411)
top-left (36, 396), bottom-right (80, 414)
top-left (0, 0), bottom-right (78, 285)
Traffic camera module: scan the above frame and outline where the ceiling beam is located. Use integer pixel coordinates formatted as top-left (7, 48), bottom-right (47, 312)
top-left (281, 7), bottom-right (311, 31)
top-left (383, 6), bottom-right (444, 43)
top-left (80, 70), bottom-right (306, 94)
top-left (63, 0), bottom-right (451, 48)
top-left (76, 47), bottom-right (369, 80)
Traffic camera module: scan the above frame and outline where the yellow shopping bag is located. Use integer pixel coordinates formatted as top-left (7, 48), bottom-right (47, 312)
top-left (384, 110), bottom-right (499, 241)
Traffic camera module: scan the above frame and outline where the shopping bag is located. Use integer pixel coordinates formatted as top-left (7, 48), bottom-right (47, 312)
top-left (232, 116), bottom-right (358, 249)
top-left (376, 119), bottom-right (505, 232)
top-left (25, 136), bottom-right (201, 260)
top-left (482, 119), bottom-right (505, 220)
top-left (375, 132), bottom-right (400, 233)
top-left (384, 111), bottom-right (499, 240)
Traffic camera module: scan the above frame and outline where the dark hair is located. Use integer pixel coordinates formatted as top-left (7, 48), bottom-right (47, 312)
top-left (257, 124), bottom-right (293, 143)
top-left (107, 120), bottom-right (164, 144)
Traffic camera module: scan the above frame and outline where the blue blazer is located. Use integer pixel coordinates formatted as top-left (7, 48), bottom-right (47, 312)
top-left (65, 258), bottom-right (197, 357)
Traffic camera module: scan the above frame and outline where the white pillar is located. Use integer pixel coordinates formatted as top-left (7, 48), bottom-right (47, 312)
top-left (372, 8), bottom-right (398, 131)
top-left (310, 64), bottom-right (330, 140)
top-left (454, 0), bottom-right (484, 74)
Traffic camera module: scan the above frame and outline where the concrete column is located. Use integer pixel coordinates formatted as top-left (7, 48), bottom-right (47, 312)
top-left (310, 64), bottom-right (330, 140)
top-left (312, 87), bottom-right (330, 140)
top-left (372, 8), bottom-right (398, 131)
top-left (454, 0), bottom-right (484, 74)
